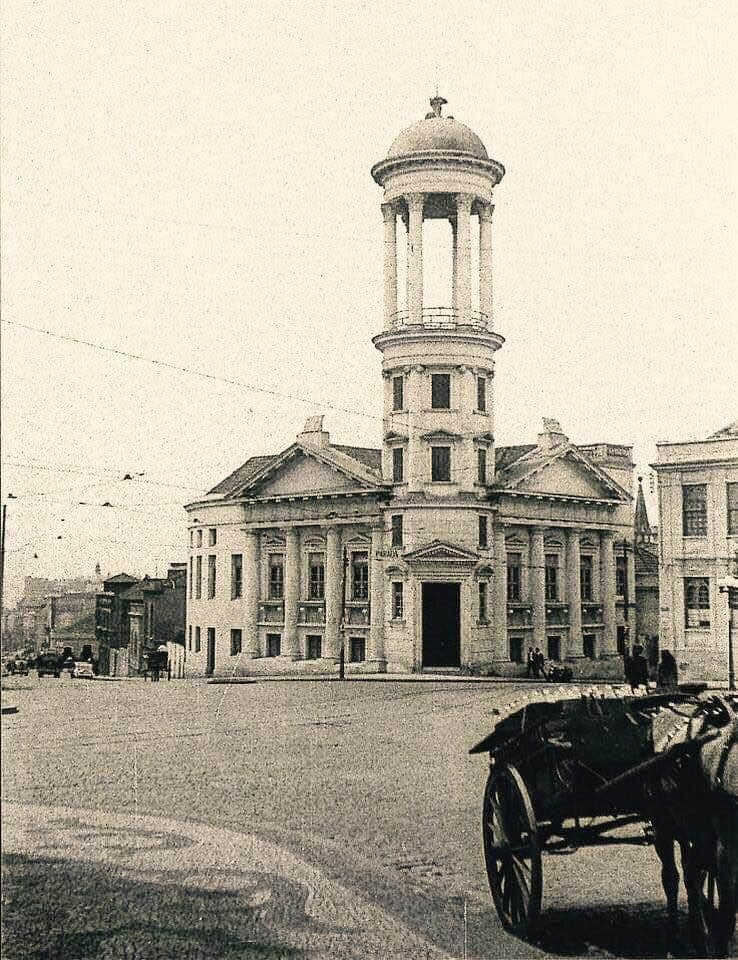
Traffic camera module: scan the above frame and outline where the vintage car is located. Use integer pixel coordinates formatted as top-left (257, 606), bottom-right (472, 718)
top-left (72, 661), bottom-right (95, 680)
top-left (36, 651), bottom-right (61, 678)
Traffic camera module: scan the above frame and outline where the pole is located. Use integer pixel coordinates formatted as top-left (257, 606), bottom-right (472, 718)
top-left (0, 504), bottom-right (6, 649)
top-left (339, 547), bottom-right (348, 680)
top-left (728, 592), bottom-right (735, 691)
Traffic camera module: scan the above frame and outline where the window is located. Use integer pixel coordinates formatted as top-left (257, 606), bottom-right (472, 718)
top-left (431, 373), bottom-right (451, 409)
top-left (351, 552), bottom-right (369, 601)
top-left (189, 530), bottom-right (193, 548)
top-left (306, 635), bottom-right (322, 659)
top-left (231, 554), bottom-right (243, 600)
top-left (392, 375), bottom-right (404, 411)
top-left (477, 447), bottom-right (487, 485)
top-left (545, 555), bottom-right (559, 601)
top-left (195, 556), bottom-right (202, 599)
top-left (616, 555), bottom-right (627, 598)
top-left (431, 446), bottom-right (451, 482)
top-left (350, 636), bottom-right (366, 662)
top-left (507, 554), bottom-right (522, 602)
top-left (580, 556), bottom-right (593, 602)
top-left (391, 514), bottom-right (403, 548)
top-left (509, 637), bottom-right (523, 663)
top-left (266, 633), bottom-right (281, 657)
top-left (728, 483), bottom-right (738, 536)
top-left (547, 636), bottom-right (561, 661)
top-left (682, 483), bottom-right (707, 536)
top-left (196, 529), bottom-right (203, 548)
top-left (268, 556), bottom-right (284, 600)
top-left (208, 528), bottom-right (217, 547)
top-left (207, 555), bottom-right (216, 599)
top-left (195, 626), bottom-right (201, 652)
top-left (477, 376), bottom-right (487, 412)
top-left (583, 634), bottom-right (596, 659)
top-left (685, 577), bottom-right (710, 628)
top-left (188, 558), bottom-right (193, 600)
top-left (188, 624), bottom-right (192, 651)
top-left (616, 625), bottom-right (627, 655)
top-left (478, 515), bottom-right (488, 549)
top-left (392, 447), bottom-right (404, 483)
top-left (230, 629), bottom-right (242, 656)
top-left (308, 554), bottom-right (325, 600)
top-left (392, 582), bottom-right (404, 619)
top-left (478, 582), bottom-right (488, 622)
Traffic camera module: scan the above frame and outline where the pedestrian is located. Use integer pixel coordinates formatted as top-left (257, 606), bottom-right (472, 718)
top-left (630, 644), bottom-right (648, 692)
top-left (533, 647), bottom-right (544, 679)
top-left (526, 648), bottom-right (535, 678)
top-left (657, 649), bottom-right (678, 689)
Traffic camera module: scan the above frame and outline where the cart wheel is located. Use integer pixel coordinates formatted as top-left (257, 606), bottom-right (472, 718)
top-left (483, 763), bottom-right (542, 938)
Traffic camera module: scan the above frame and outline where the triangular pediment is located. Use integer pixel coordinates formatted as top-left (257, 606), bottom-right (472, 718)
top-left (404, 539), bottom-right (479, 564)
top-left (235, 443), bottom-right (383, 499)
top-left (499, 445), bottom-right (630, 502)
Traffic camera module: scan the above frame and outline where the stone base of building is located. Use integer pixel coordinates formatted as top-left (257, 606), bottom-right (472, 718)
top-left (471, 654), bottom-right (625, 681)
top-left (204, 655), bottom-right (387, 679)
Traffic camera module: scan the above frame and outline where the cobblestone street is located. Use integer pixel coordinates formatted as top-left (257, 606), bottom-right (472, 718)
top-left (1, 677), bottom-right (708, 959)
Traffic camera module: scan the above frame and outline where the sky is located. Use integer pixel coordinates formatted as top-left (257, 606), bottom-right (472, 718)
top-left (1, 0), bottom-right (736, 604)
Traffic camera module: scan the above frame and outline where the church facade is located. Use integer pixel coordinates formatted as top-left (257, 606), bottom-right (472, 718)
top-left (184, 97), bottom-right (634, 678)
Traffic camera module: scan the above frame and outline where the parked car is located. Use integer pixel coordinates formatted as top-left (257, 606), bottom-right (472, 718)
top-left (36, 652), bottom-right (62, 678)
top-left (72, 661), bottom-right (95, 680)
top-left (62, 657), bottom-right (76, 676)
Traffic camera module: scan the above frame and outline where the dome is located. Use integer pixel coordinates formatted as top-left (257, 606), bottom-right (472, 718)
top-left (386, 96), bottom-right (488, 160)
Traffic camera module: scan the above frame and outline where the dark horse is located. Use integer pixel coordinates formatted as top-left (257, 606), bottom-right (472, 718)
top-left (646, 705), bottom-right (737, 957)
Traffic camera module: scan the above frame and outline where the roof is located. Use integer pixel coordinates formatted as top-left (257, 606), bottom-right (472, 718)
top-left (495, 444), bottom-right (537, 473)
top-left (207, 455), bottom-right (277, 496)
top-left (119, 578), bottom-right (171, 601)
top-left (635, 544), bottom-right (659, 576)
top-left (493, 441), bottom-right (631, 500)
top-left (388, 116), bottom-right (488, 160)
top-left (709, 420), bottom-right (738, 439)
top-left (634, 478), bottom-right (651, 539)
top-left (104, 573), bottom-right (138, 585)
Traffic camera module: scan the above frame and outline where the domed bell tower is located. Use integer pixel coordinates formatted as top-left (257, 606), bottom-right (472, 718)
top-left (372, 96), bottom-right (505, 497)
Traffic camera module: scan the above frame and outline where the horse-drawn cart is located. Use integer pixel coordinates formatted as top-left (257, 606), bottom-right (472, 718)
top-left (469, 687), bottom-right (737, 947)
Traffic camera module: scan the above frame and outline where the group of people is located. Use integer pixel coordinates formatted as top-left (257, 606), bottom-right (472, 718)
top-left (526, 647), bottom-right (546, 679)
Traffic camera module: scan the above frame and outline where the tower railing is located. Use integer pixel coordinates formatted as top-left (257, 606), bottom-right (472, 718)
top-left (390, 306), bottom-right (491, 332)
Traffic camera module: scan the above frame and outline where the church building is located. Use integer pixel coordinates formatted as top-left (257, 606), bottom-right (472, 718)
top-left (184, 97), bottom-right (634, 678)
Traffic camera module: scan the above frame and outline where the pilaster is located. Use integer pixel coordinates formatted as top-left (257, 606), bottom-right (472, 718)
top-left (531, 526), bottom-right (546, 649)
top-left (243, 529), bottom-right (260, 657)
top-left (284, 527), bottom-right (300, 658)
top-left (324, 526), bottom-right (343, 659)
top-left (566, 529), bottom-right (582, 657)
top-left (492, 524), bottom-right (507, 659)
top-left (406, 193), bottom-right (425, 326)
top-left (368, 526), bottom-right (386, 666)
top-left (600, 531), bottom-right (617, 653)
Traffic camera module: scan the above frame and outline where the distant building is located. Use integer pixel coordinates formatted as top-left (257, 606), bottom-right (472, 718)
top-left (48, 593), bottom-right (98, 657)
top-left (633, 476), bottom-right (660, 667)
top-left (117, 567), bottom-right (186, 676)
top-left (654, 421), bottom-right (738, 683)
top-left (14, 568), bottom-right (104, 653)
top-left (95, 573), bottom-right (139, 675)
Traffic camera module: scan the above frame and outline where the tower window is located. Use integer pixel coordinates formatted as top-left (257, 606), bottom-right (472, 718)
top-left (545, 555), bottom-right (559, 601)
top-left (478, 515), bottom-right (488, 549)
top-left (431, 446), bottom-right (451, 482)
top-left (351, 552), bottom-right (369, 601)
top-left (207, 555), bottom-right (216, 599)
top-left (431, 373), bottom-right (451, 409)
top-left (507, 554), bottom-right (522, 602)
top-left (391, 514), bottom-right (403, 548)
top-left (392, 582), bottom-right (404, 619)
top-left (392, 447), bottom-right (404, 483)
top-left (231, 554), bottom-right (243, 600)
top-left (477, 376), bottom-right (487, 412)
top-left (392, 376), bottom-right (404, 411)
top-left (208, 528), bottom-right (217, 547)
top-left (308, 554), bottom-right (325, 600)
top-left (477, 447), bottom-right (487, 485)
top-left (580, 556), bottom-right (593, 602)
top-left (685, 577), bottom-right (710, 628)
top-left (478, 582), bottom-right (488, 623)
top-left (268, 556), bottom-right (284, 600)
top-left (682, 484), bottom-right (707, 536)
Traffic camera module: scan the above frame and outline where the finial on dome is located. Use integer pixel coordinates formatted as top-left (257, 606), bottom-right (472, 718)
top-left (429, 94), bottom-right (447, 118)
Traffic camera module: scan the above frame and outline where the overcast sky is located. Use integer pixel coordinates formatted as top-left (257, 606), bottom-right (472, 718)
top-left (1, 0), bottom-right (736, 603)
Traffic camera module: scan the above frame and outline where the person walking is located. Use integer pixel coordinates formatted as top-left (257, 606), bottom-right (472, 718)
top-left (526, 648), bottom-right (535, 678)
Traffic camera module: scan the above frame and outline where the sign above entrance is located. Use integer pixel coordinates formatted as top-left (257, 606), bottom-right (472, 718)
top-left (375, 549), bottom-right (402, 559)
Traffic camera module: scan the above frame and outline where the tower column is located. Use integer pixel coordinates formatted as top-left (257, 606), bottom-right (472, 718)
top-left (381, 202), bottom-right (397, 329)
top-left (406, 193), bottom-right (425, 326)
top-left (493, 523), bottom-right (508, 659)
top-left (478, 203), bottom-right (494, 321)
top-left (531, 526), bottom-right (546, 650)
top-left (454, 194), bottom-right (473, 322)
top-left (565, 529), bottom-right (582, 658)
top-left (450, 216), bottom-right (458, 313)
top-left (600, 531), bottom-right (617, 653)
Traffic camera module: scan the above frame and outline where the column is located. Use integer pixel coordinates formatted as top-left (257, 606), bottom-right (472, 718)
top-left (600, 531), bottom-right (616, 653)
top-left (284, 527), bottom-right (300, 658)
top-left (531, 527), bottom-right (546, 650)
top-left (324, 526), bottom-right (343, 659)
top-left (478, 203), bottom-right (494, 321)
top-left (243, 529), bottom-right (260, 657)
top-left (407, 365), bottom-right (425, 493)
top-left (492, 523), bottom-right (507, 659)
top-left (450, 216), bottom-right (458, 313)
top-left (454, 194), bottom-right (473, 322)
top-left (566, 529), bottom-right (582, 658)
top-left (381, 202), bottom-right (397, 329)
top-left (406, 193), bottom-right (425, 326)
top-left (368, 526), bottom-right (386, 665)
top-left (626, 544), bottom-right (636, 629)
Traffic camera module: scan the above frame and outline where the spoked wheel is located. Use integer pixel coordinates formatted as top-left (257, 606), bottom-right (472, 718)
top-left (482, 763), bottom-right (543, 939)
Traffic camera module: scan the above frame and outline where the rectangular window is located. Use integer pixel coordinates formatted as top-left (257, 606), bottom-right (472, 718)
top-left (583, 634), bottom-right (596, 659)
top-left (349, 636), bottom-right (366, 662)
top-left (196, 556), bottom-right (202, 599)
top-left (189, 530), bottom-right (194, 548)
top-left (507, 554), bottom-right (522, 602)
top-left (231, 554), bottom-right (243, 600)
top-left (431, 446), bottom-right (451, 482)
top-left (195, 626), bottom-right (201, 652)
top-left (509, 637), bottom-right (523, 664)
top-left (208, 528), bottom-right (217, 547)
top-left (308, 554), bottom-right (325, 600)
top-left (306, 635), bottom-right (322, 659)
top-left (266, 633), bottom-right (281, 657)
top-left (188, 557), bottom-right (193, 600)
top-left (616, 555), bottom-right (627, 598)
top-left (197, 529), bottom-right (203, 548)
top-left (230, 628), bottom-right (242, 656)
top-left (685, 576), bottom-right (711, 628)
top-left (392, 375), bottom-right (404, 411)
top-left (545, 555), bottom-right (559, 601)
top-left (351, 552), bottom-right (369, 601)
top-left (478, 582), bottom-right (488, 622)
top-left (477, 447), bottom-right (487, 485)
top-left (580, 555), bottom-right (593, 602)
top-left (477, 376), bottom-right (487, 412)
top-left (431, 373), bottom-right (451, 409)
top-left (547, 635), bottom-right (561, 661)
top-left (682, 483), bottom-right (708, 536)
top-left (478, 515), bottom-right (488, 549)
top-left (391, 514), bottom-right (403, 548)
top-left (392, 582), bottom-right (404, 619)
top-left (268, 556), bottom-right (284, 600)
top-left (616, 625), bottom-right (627, 655)
top-left (728, 483), bottom-right (738, 536)
top-left (207, 555), bottom-right (216, 599)
top-left (392, 447), bottom-right (404, 483)
top-left (188, 624), bottom-right (192, 651)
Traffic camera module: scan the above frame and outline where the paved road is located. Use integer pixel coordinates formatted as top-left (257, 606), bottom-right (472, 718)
top-left (0, 676), bottom-right (709, 958)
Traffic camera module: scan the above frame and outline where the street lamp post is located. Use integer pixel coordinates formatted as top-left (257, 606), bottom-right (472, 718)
top-left (718, 552), bottom-right (738, 691)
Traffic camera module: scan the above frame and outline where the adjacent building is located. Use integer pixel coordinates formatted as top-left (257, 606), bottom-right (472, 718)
top-left (95, 573), bottom-right (138, 675)
top-left (654, 421), bottom-right (738, 684)
top-left (184, 97), bottom-right (636, 679)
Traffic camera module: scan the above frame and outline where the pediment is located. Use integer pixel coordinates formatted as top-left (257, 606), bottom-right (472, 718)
top-left (404, 539), bottom-right (479, 564)
top-left (237, 444), bottom-right (382, 499)
top-left (505, 448), bottom-right (629, 501)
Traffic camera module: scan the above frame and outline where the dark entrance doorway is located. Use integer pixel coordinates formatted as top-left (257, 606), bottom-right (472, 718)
top-left (422, 582), bottom-right (461, 668)
top-left (206, 627), bottom-right (216, 677)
